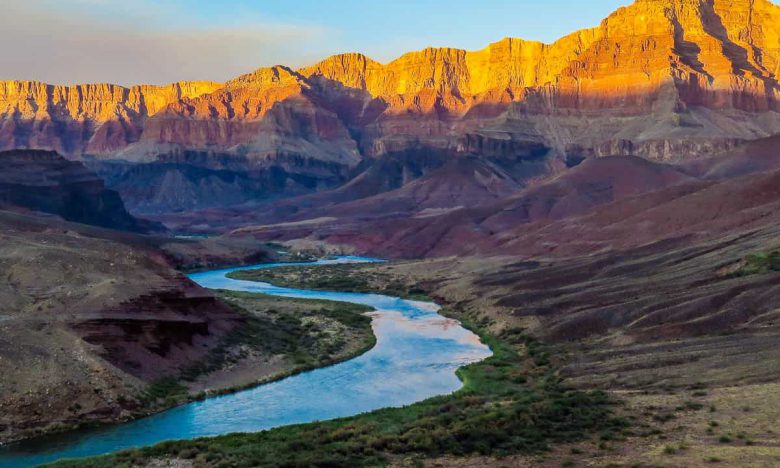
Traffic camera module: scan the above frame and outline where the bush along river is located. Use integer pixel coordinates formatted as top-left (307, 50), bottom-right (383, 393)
top-left (0, 256), bottom-right (492, 467)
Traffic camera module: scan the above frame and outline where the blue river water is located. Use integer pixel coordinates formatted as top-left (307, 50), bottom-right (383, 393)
top-left (0, 256), bottom-right (491, 467)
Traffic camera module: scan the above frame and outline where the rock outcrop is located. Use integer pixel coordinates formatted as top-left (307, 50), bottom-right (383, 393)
top-left (0, 149), bottom-right (159, 232)
top-left (0, 81), bottom-right (221, 155)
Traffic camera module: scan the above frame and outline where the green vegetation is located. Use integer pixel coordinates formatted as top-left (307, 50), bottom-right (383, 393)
top-left (140, 290), bottom-right (375, 408)
top-left (733, 250), bottom-right (780, 276)
top-left (681, 401), bottom-right (704, 411)
top-left (192, 290), bottom-right (373, 374)
top-left (228, 263), bottom-right (431, 300)
top-left (50, 264), bottom-right (629, 467)
top-left (139, 378), bottom-right (188, 406)
top-left (51, 325), bottom-right (626, 468)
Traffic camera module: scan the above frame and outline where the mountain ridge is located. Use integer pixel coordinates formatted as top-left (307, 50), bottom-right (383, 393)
top-left (2, 0), bottom-right (778, 158)
top-left (2, 0), bottom-right (779, 214)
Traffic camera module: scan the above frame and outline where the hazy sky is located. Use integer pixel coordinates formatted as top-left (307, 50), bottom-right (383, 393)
top-left (1, 0), bottom-right (629, 86)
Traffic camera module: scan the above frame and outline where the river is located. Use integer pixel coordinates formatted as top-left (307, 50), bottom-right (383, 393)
top-left (0, 256), bottom-right (491, 467)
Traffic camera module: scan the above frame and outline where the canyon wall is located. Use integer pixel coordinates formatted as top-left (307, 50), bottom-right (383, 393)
top-left (0, 81), bottom-right (221, 155)
top-left (1, 0), bottom-right (779, 213)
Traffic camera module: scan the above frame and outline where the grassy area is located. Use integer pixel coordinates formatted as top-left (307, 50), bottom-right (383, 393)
top-left (227, 263), bottom-right (431, 300)
top-left (561, 381), bottom-right (780, 467)
top-left (50, 324), bottom-right (627, 467)
top-left (734, 250), bottom-right (780, 276)
top-left (138, 378), bottom-right (188, 407)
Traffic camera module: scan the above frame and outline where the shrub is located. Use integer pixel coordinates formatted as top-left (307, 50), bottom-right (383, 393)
top-left (54, 319), bottom-right (624, 468)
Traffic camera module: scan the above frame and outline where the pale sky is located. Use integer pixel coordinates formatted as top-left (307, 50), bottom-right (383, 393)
top-left (1, 0), bottom-right (630, 86)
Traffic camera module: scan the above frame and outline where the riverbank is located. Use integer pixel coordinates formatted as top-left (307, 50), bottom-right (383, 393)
top-left (181, 290), bottom-right (376, 396)
top-left (0, 213), bottom-right (343, 447)
top-left (312, 257), bottom-right (780, 467)
top-left (0, 212), bottom-right (261, 446)
top-left (0, 290), bottom-right (375, 449)
top-left (227, 262), bottom-right (430, 301)
top-left (47, 264), bottom-right (627, 467)
top-left (2, 257), bottom-right (494, 467)
top-left (49, 324), bottom-right (625, 468)
top-left (57, 258), bottom-right (780, 467)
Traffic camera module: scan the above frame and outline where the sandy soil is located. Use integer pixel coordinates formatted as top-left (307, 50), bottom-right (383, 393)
top-left (333, 250), bottom-right (780, 467)
top-left (183, 292), bottom-right (374, 395)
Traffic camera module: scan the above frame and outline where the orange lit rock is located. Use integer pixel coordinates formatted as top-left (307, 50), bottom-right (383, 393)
top-left (0, 0), bottom-right (778, 162)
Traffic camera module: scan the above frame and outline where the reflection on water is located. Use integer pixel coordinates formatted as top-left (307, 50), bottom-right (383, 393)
top-left (0, 256), bottom-right (491, 467)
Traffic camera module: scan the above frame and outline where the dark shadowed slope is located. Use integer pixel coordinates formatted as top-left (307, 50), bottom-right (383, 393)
top-left (0, 150), bottom-right (160, 233)
top-left (682, 135), bottom-right (780, 180)
top-left (149, 148), bottom-right (552, 233)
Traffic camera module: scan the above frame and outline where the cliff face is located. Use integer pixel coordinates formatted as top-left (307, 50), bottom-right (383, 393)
top-left (1, 0), bottom-right (779, 201)
top-left (0, 81), bottom-right (221, 155)
top-left (138, 66), bottom-right (361, 168)
top-left (303, 0), bottom-right (780, 157)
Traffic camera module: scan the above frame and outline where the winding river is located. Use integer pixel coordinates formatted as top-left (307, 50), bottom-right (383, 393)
top-left (0, 256), bottom-right (492, 467)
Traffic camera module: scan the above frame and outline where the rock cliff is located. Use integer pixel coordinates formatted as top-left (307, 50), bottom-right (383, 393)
top-left (304, 0), bottom-right (780, 158)
top-left (1, 0), bottom-right (779, 214)
top-left (0, 81), bottom-right (221, 155)
top-left (2, 0), bottom-right (778, 163)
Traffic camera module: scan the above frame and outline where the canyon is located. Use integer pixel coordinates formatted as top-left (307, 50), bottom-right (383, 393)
top-left (1, 1), bottom-right (779, 466)
top-left (1, 0), bottom-right (779, 217)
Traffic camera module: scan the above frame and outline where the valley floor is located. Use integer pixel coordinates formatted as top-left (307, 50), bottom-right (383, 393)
top-left (24, 240), bottom-right (780, 466)
top-left (102, 256), bottom-right (780, 467)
